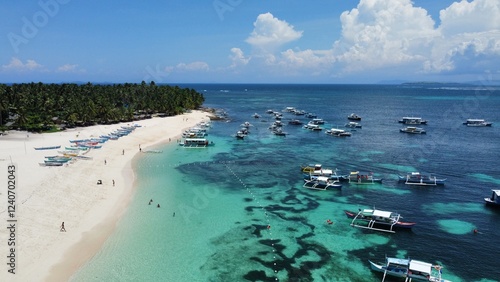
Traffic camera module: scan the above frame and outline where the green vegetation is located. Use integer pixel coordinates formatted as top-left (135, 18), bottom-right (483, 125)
top-left (0, 81), bottom-right (205, 132)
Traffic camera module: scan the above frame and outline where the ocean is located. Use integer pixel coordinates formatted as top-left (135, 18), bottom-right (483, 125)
top-left (71, 84), bottom-right (500, 282)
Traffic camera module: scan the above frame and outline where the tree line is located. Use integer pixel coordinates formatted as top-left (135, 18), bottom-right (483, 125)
top-left (0, 81), bottom-right (205, 132)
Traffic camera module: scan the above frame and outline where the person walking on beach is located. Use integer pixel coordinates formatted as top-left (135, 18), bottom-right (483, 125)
top-left (60, 222), bottom-right (66, 232)
top-left (104, 159), bottom-right (107, 165)
top-left (112, 179), bottom-right (115, 186)
top-left (122, 149), bottom-right (124, 155)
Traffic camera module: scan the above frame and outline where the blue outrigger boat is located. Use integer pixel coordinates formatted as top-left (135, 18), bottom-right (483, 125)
top-left (34, 145), bottom-right (61, 150)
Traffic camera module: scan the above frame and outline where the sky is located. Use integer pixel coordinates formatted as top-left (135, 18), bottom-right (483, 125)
top-left (1, 0), bottom-right (499, 84)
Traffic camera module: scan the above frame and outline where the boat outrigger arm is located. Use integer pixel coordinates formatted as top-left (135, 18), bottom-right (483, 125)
top-left (349, 211), bottom-right (398, 233)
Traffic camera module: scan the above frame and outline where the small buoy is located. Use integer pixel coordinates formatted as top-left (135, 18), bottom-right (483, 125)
top-left (267, 225), bottom-right (271, 229)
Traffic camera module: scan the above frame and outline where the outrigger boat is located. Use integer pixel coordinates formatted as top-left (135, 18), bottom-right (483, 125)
top-left (463, 119), bottom-right (492, 127)
top-left (347, 113), bottom-right (361, 121)
top-left (398, 172), bottom-right (446, 186)
top-left (369, 257), bottom-right (409, 280)
top-left (484, 189), bottom-right (500, 207)
top-left (344, 208), bottom-right (416, 233)
top-left (34, 145), bottom-right (61, 150)
top-left (400, 126), bottom-right (426, 134)
top-left (302, 164), bottom-right (347, 182)
top-left (179, 138), bottom-right (214, 148)
top-left (369, 256), bottom-right (451, 282)
top-left (398, 117), bottom-right (428, 125)
top-left (346, 171), bottom-right (383, 184)
top-left (303, 176), bottom-right (342, 190)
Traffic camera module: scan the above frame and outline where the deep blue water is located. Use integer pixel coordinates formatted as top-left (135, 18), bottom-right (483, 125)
top-left (73, 84), bottom-right (500, 282)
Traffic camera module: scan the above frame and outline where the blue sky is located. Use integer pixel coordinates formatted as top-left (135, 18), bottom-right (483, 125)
top-left (1, 0), bottom-right (499, 84)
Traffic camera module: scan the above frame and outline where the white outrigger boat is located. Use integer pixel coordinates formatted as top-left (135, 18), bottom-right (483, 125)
top-left (303, 176), bottom-right (342, 190)
top-left (463, 119), bottom-right (492, 127)
top-left (484, 189), bottom-right (500, 207)
top-left (179, 138), bottom-right (214, 148)
top-left (399, 117), bottom-right (428, 125)
top-left (369, 256), bottom-right (451, 282)
top-left (344, 208), bottom-right (416, 233)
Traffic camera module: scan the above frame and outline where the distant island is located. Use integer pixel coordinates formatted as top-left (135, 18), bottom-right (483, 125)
top-left (400, 81), bottom-right (500, 86)
top-left (0, 81), bottom-right (205, 133)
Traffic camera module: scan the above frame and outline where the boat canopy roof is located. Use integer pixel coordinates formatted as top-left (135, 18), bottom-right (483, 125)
top-left (387, 257), bottom-right (409, 265)
top-left (402, 117), bottom-right (422, 119)
top-left (409, 260), bottom-right (432, 274)
top-left (492, 190), bottom-right (500, 196)
top-left (316, 176), bottom-right (330, 181)
top-left (466, 119), bottom-right (485, 122)
top-left (351, 171), bottom-right (372, 175)
top-left (372, 210), bottom-right (393, 218)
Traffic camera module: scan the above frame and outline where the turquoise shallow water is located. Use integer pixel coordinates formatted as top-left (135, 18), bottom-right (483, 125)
top-left (72, 84), bottom-right (500, 281)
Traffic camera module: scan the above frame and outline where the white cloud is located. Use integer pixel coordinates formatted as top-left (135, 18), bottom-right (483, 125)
top-left (439, 0), bottom-right (500, 36)
top-left (163, 61), bottom-right (209, 74)
top-left (423, 30), bottom-right (500, 73)
top-left (57, 64), bottom-right (85, 73)
top-left (280, 49), bottom-right (335, 70)
top-left (334, 0), bottom-right (438, 73)
top-left (229, 0), bottom-right (500, 81)
top-left (229, 48), bottom-right (250, 68)
top-left (246, 12), bottom-right (303, 52)
top-left (1, 57), bottom-right (43, 72)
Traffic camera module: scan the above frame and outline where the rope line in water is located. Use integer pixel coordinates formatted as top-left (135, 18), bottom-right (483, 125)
top-left (223, 163), bottom-right (279, 280)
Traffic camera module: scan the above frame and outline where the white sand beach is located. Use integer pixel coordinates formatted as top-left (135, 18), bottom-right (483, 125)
top-left (0, 110), bottom-right (211, 282)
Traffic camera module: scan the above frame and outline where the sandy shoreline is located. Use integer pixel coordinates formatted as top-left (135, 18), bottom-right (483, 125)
top-left (0, 110), bottom-right (211, 282)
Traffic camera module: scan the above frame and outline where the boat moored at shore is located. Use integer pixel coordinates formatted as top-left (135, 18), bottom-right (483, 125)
top-left (179, 138), bottom-right (214, 148)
